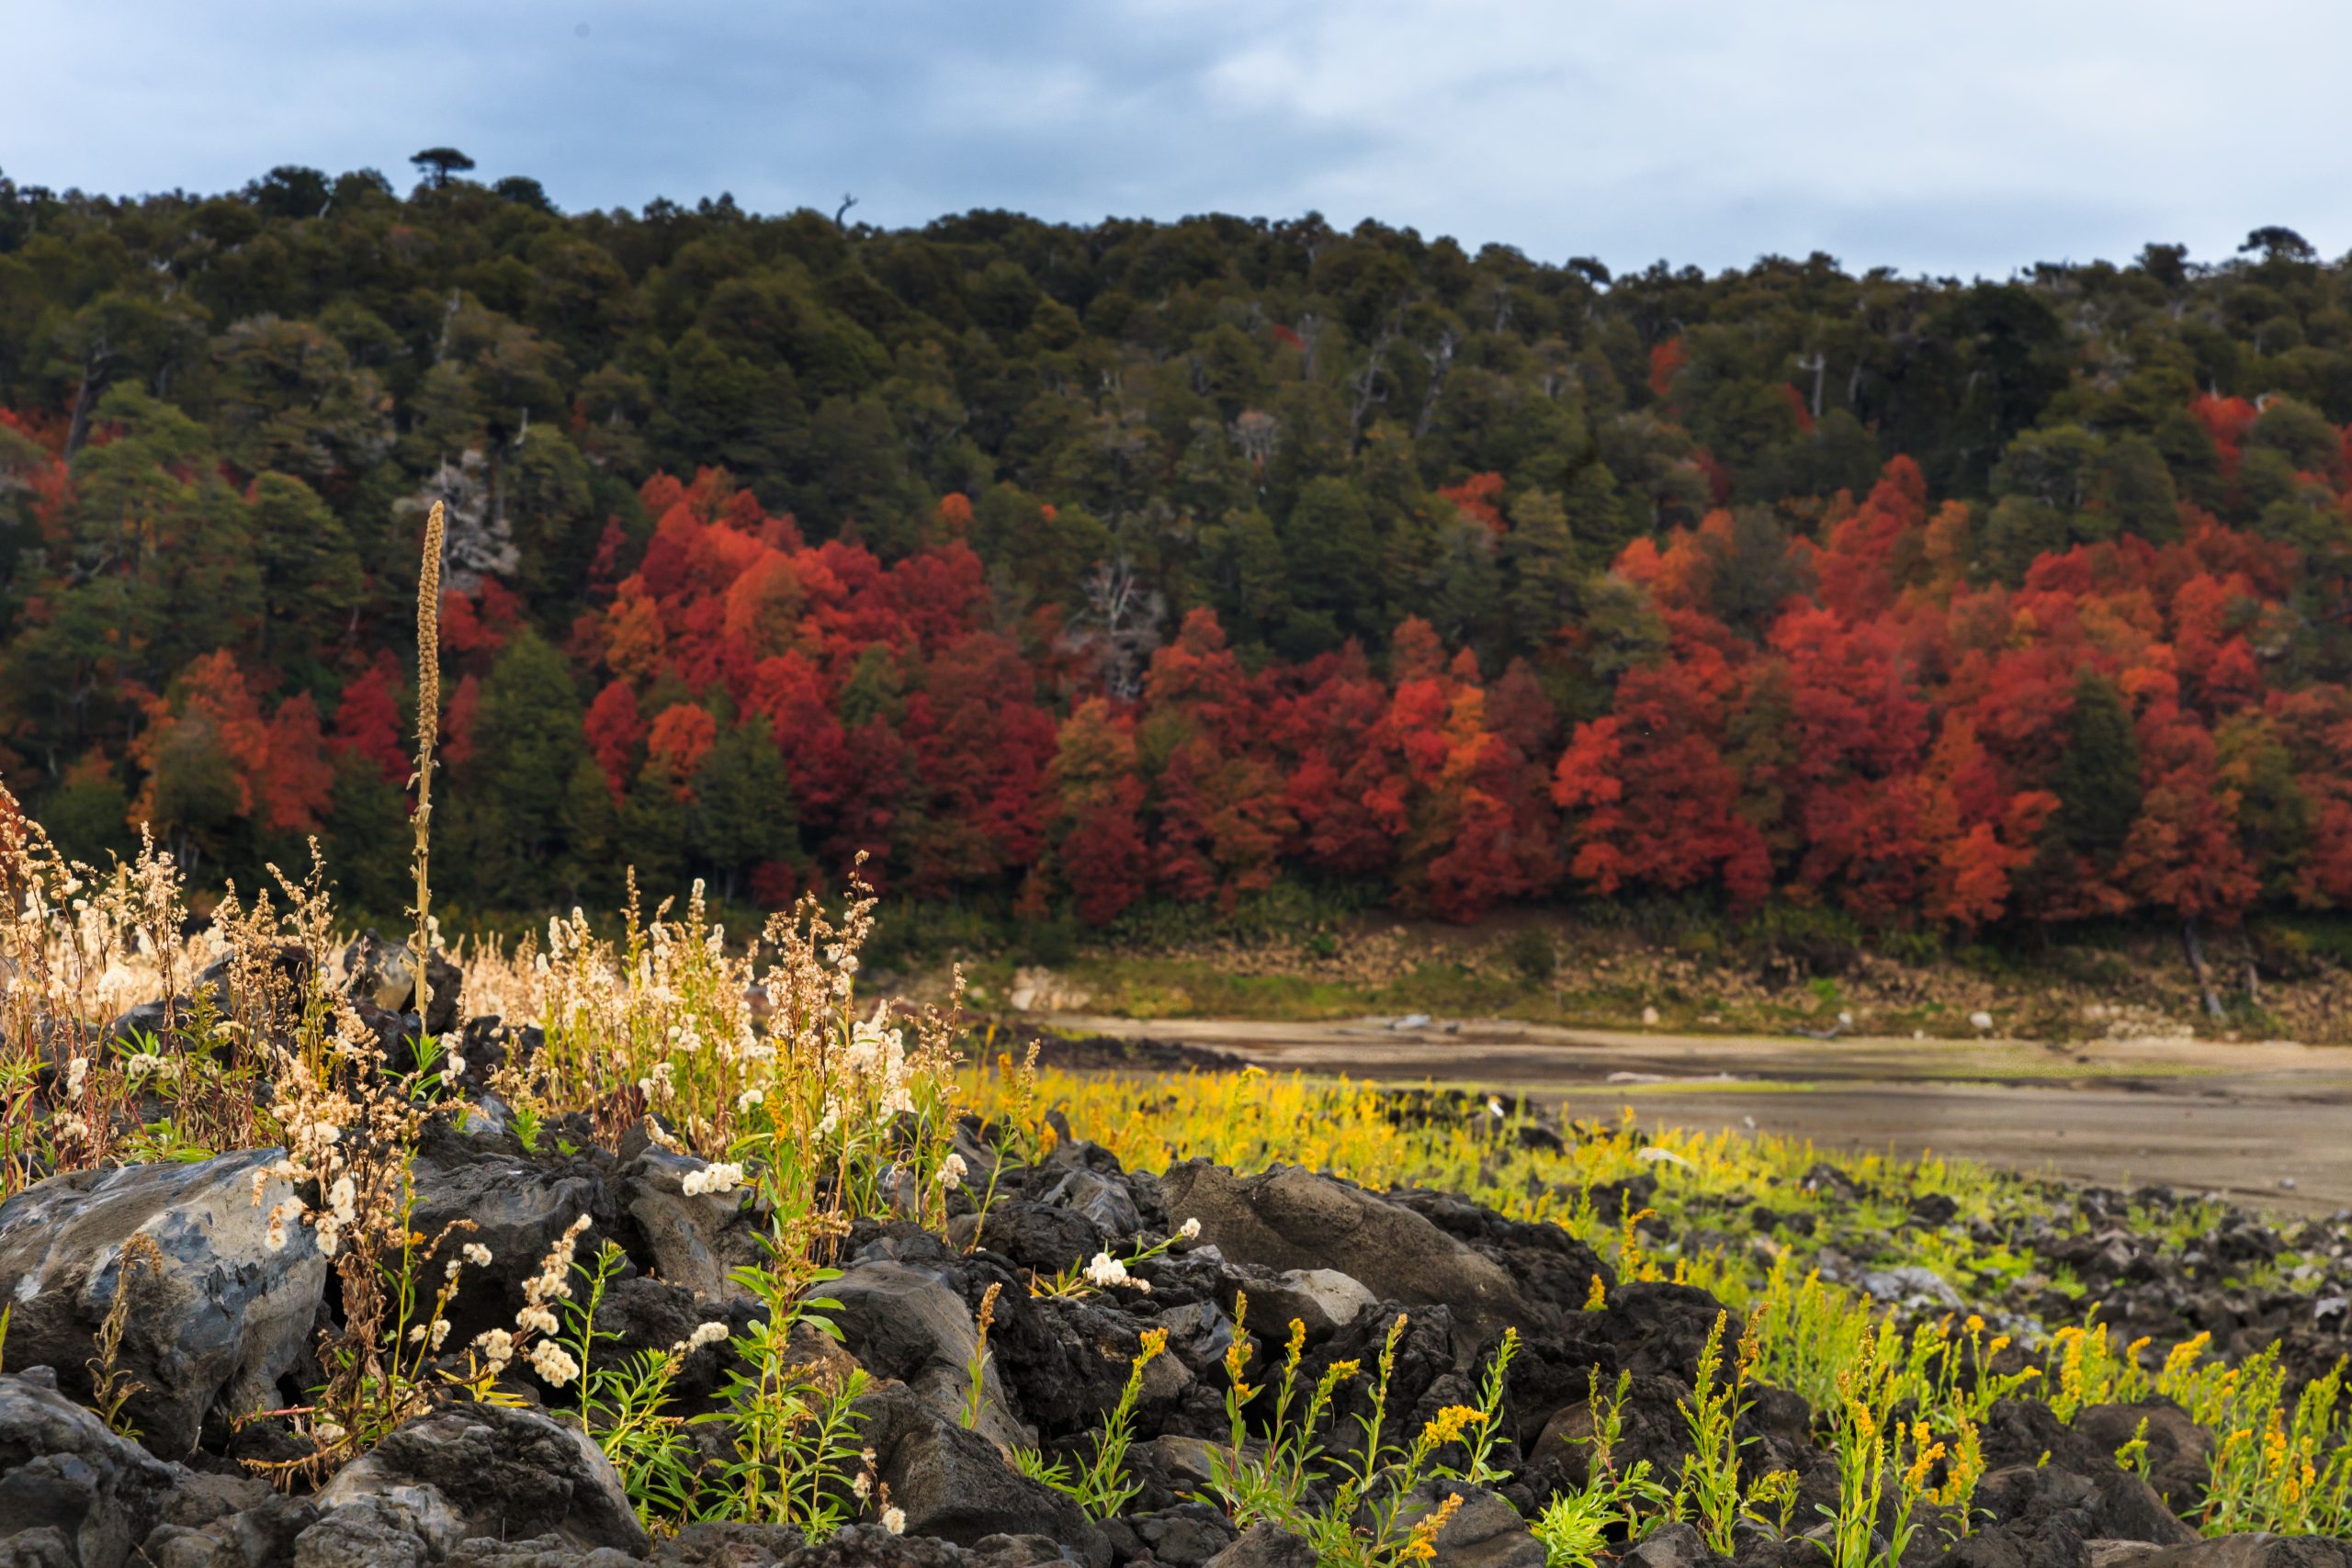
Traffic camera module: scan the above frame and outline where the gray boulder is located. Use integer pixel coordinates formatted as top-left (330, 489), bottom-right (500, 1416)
top-left (826, 1262), bottom-right (1029, 1449)
top-left (854, 1382), bottom-right (1106, 1568)
top-left (0, 1150), bottom-right (326, 1456)
top-left (1161, 1161), bottom-right (1527, 1353)
top-left (1238, 1267), bottom-right (1378, 1337)
top-left (315, 1401), bottom-right (649, 1558)
top-left (404, 1124), bottom-right (614, 1347)
top-left (1396, 1482), bottom-right (1545, 1568)
top-left (291, 1497), bottom-right (431, 1568)
top-left (620, 1148), bottom-right (762, 1300)
top-left (0, 1369), bottom-right (179, 1568)
top-left (1202, 1523), bottom-right (1316, 1568)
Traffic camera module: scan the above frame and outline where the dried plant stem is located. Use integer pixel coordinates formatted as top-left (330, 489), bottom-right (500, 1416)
top-left (412, 500), bottom-right (445, 1031)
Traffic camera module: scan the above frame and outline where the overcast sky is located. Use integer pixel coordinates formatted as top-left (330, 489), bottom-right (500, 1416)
top-left (6, 1), bottom-right (2342, 279)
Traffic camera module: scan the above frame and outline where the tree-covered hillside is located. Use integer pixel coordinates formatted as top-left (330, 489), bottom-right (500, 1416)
top-left (2, 162), bottom-right (2349, 933)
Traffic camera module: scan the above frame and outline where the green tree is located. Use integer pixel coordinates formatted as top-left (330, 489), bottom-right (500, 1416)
top-left (248, 473), bottom-right (363, 669)
top-left (2050, 670), bottom-right (2142, 866)
top-left (1502, 486), bottom-right (1578, 656)
top-left (453, 631), bottom-right (589, 907)
top-left (690, 724), bottom-right (798, 902)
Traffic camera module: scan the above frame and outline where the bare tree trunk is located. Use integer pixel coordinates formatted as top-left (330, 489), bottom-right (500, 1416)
top-left (1412, 328), bottom-right (1459, 440)
top-left (1795, 352), bottom-right (1827, 422)
top-left (63, 355), bottom-right (108, 458)
top-left (1347, 312), bottom-right (1400, 456)
top-left (2181, 918), bottom-right (2225, 1021)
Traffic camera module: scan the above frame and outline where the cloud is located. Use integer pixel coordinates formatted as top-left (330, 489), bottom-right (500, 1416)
top-left (5, 0), bottom-right (2347, 277)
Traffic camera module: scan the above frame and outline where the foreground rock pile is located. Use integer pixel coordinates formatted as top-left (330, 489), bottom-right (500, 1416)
top-left (0, 1114), bottom-right (2343, 1567)
top-left (0, 952), bottom-right (2345, 1567)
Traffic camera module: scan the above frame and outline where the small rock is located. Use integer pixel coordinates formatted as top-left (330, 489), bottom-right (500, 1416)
top-left (1238, 1267), bottom-right (1378, 1337)
top-left (1623, 1520), bottom-right (1723, 1568)
top-left (1203, 1523), bottom-right (1316, 1568)
top-left (1856, 1265), bottom-right (1964, 1310)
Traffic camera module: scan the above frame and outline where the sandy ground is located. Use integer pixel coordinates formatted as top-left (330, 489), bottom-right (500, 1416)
top-left (1038, 1013), bottom-right (2352, 1213)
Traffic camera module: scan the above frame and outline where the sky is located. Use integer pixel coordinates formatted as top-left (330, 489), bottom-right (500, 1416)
top-left (5, 0), bottom-right (2346, 280)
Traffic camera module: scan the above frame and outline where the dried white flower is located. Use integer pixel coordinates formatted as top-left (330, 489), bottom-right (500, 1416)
top-left (527, 1340), bottom-right (580, 1387)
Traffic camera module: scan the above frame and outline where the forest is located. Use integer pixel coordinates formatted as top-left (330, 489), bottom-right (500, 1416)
top-left (2, 160), bottom-right (2349, 938)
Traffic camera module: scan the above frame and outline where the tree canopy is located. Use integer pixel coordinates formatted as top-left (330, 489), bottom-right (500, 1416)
top-left (4, 163), bottom-right (2352, 931)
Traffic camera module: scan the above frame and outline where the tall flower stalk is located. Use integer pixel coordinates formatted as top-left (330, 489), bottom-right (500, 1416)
top-left (411, 499), bottom-right (444, 1027)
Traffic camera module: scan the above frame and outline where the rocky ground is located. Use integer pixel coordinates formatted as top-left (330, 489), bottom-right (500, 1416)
top-left (0, 977), bottom-right (2348, 1565)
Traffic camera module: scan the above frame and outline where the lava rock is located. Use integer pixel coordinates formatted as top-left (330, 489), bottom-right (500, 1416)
top-left (0, 1369), bottom-right (179, 1568)
top-left (620, 1146), bottom-right (763, 1300)
top-left (1623, 1520), bottom-right (1729, 1568)
top-left (0, 1149), bottom-right (326, 1456)
top-left (854, 1382), bottom-right (1108, 1567)
top-left (2074, 1401), bottom-right (2211, 1516)
top-left (291, 1496), bottom-right (433, 1568)
top-left (951, 1201), bottom-right (1105, 1275)
top-left (1398, 1481), bottom-right (1546, 1567)
top-left (404, 1121), bottom-right (617, 1348)
top-left (645, 1521), bottom-right (808, 1567)
top-left (1233, 1266), bottom-right (1378, 1338)
top-left (1160, 1162), bottom-right (1526, 1355)
top-left (1202, 1523), bottom-right (1316, 1568)
top-left (1118, 1503), bottom-right (1238, 1568)
top-left (445, 1537), bottom-right (646, 1568)
top-left (826, 1260), bottom-right (1029, 1448)
top-left (315, 1401), bottom-right (650, 1557)
top-left (2086, 1539), bottom-right (2352, 1568)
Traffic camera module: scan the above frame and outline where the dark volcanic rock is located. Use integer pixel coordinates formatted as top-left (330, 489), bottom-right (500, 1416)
top-left (0, 1369), bottom-right (179, 1568)
top-left (1159, 1161), bottom-right (1528, 1354)
top-left (405, 1121), bottom-right (618, 1348)
top-left (854, 1382), bottom-right (1108, 1567)
top-left (619, 1145), bottom-right (763, 1300)
top-left (827, 1260), bottom-right (1029, 1447)
top-left (314, 1400), bottom-right (650, 1558)
top-left (0, 1150), bottom-right (326, 1456)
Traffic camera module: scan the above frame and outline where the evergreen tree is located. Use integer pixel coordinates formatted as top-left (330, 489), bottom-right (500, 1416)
top-left (2050, 670), bottom-right (2143, 866)
top-left (1502, 486), bottom-right (1578, 658)
top-left (454, 631), bottom-right (590, 905)
top-left (691, 723), bottom-right (798, 901)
